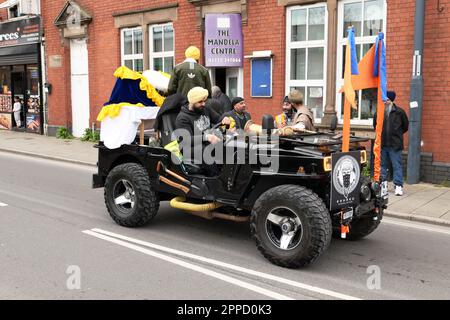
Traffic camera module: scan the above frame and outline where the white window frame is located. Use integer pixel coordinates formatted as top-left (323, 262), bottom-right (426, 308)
top-left (149, 22), bottom-right (174, 73)
top-left (7, 2), bottom-right (21, 20)
top-left (336, 0), bottom-right (387, 125)
top-left (120, 27), bottom-right (144, 72)
top-left (286, 3), bottom-right (328, 122)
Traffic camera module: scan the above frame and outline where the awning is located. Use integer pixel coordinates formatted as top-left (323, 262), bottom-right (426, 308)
top-left (0, 0), bottom-right (19, 9)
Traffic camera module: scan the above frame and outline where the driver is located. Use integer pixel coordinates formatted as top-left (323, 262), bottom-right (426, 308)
top-left (175, 87), bottom-right (230, 175)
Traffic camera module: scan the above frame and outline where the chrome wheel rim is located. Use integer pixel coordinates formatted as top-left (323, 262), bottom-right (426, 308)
top-left (112, 179), bottom-right (136, 213)
top-left (265, 207), bottom-right (303, 250)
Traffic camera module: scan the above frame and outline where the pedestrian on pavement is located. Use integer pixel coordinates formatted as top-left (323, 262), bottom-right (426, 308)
top-left (13, 96), bottom-right (21, 128)
top-left (275, 96), bottom-right (295, 128)
top-left (168, 46), bottom-right (212, 98)
top-left (211, 85), bottom-right (232, 114)
top-left (288, 90), bottom-right (315, 131)
top-left (221, 97), bottom-right (251, 130)
top-left (373, 90), bottom-right (409, 196)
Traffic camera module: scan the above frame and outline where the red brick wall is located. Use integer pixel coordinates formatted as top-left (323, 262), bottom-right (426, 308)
top-left (385, 0), bottom-right (414, 151)
top-left (0, 0), bottom-right (8, 21)
top-left (41, 0), bottom-right (72, 127)
top-left (387, 0), bottom-right (450, 163)
top-left (243, 0), bottom-right (286, 122)
top-left (421, 0), bottom-right (450, 163)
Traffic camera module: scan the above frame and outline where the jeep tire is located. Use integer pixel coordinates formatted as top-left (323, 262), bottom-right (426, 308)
top-left (251, 185), bottom-right (332, 268)
top-left (105, 163), bottom-right (159, 227)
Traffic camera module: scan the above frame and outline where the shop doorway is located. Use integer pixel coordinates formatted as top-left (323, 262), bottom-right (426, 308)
top-left (11, 71), bottom-right (25, 129)
top-left (210, 67), bottom-right (243, 100)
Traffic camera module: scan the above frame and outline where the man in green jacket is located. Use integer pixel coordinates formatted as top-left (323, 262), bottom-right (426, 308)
top-left (168, 46), bottom-right (212, 98)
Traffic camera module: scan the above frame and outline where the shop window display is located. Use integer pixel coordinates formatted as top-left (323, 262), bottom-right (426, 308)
top-left (0, 67), bottom-right (12, 130)
top-left (0, 64), bottom-right (42, 132)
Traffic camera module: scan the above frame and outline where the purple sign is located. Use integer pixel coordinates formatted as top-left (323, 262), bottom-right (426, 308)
top-left (204, 14), bottom-right (243, 67)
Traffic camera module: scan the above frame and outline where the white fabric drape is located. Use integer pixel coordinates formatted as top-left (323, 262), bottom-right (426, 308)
top-left (100, 106), bottom-right (160, 149)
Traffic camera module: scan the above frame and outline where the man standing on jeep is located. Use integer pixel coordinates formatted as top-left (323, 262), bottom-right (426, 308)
top-left (168, 46), bottom-right (212, 98)
top-left (373, 90), bottom-right (409, 196)
top-left (288, 90), bottom-right (315, 131)
top-left (175, 87), bottom-right (230, 175)
top-left (275, 96), bottom-right (295, 128)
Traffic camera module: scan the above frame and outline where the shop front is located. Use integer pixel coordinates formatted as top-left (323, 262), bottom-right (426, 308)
top-left (0, 16), bottom-right (42, 134)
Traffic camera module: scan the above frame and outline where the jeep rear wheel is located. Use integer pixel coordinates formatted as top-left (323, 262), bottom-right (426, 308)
top-left (251, 185), bottom-right (332, 268)
top-left (105, 163), bottom-right (159, 227)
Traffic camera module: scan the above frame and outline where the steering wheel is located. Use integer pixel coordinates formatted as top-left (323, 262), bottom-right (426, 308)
top-left (211, 120), bottom-right (232, 135)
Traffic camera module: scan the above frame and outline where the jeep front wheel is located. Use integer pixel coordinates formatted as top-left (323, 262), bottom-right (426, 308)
top-left (250, 185), bottom-right (332, 268)
top-left (104, 163), bottom-right (159, 227)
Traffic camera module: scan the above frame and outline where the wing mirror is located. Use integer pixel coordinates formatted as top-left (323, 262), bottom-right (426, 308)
top-left (261, 114), bottom-right (275, 134)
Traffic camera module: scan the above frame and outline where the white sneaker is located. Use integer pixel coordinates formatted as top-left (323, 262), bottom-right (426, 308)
top-left (395, 185), bottom-right (403, 196)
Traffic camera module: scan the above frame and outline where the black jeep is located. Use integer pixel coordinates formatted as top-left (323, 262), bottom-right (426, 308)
top-left (93, 107), bottom-right (388, 268)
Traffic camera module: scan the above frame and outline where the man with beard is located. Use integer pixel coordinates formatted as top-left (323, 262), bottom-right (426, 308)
top-left (289, 89), bottom-right (315, 131)
top-left (221, 97), bottom-right (251, 131)
top-left (175, 87), bottom-right (230, 176)
top-left (373, 90), bottom-right (409, 196)
top-left (275, 96), bottom-right (295, 128)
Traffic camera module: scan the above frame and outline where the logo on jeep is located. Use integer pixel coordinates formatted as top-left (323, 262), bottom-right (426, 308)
top-left (333, 155), bottom-right (360, 199)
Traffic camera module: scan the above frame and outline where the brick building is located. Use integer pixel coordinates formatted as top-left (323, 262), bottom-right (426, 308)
top-left (1, 0), bottom-right (449, 183)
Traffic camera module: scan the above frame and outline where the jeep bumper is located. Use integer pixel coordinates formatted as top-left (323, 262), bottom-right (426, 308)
top-left (92, 174), bottom-right (104, 188)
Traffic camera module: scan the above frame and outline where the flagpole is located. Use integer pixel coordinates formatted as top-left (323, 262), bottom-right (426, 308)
top-left (373, 38), bottom-right (385, 182)
top-left (342, 99), bottom-right (351, 152)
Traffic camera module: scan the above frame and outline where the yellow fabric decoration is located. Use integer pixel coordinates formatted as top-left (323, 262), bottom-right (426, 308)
top-left (96, 102), bottom-right (144, 122)
top-left (97, 66), bottom-right (167, 121)
top-left (113, 66), bottom-right (166, 106)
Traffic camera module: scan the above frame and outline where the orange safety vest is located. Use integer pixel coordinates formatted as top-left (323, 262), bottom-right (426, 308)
top-left (275, 113), bottom-right (286, 128)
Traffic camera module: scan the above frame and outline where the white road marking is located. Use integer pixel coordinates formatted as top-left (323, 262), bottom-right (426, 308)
top-left (82, 230), bottom-right (293, 300)
top-left (0, 201), bottom-right (7, 207)
top-left (383, 217), bottom-right (450, 236)
top-left (89, 228), bottom-right (361, 300)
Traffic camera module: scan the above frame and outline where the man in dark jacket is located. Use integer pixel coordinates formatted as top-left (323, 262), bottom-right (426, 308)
top-left (373, 90), bottom-right (409, 196)
top-left (221, 97), bottom-right (251, 130)
top-left (212, 86), bottom-right (232, 114)
top-left (175, 87), bottom-right (230, 175)
top-left (168, 46), bottom-right (212, 98)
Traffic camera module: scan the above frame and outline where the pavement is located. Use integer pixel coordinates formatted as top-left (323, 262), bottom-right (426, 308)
top-left (1, 129), bottom-right (449, 227)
